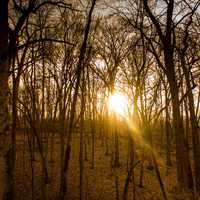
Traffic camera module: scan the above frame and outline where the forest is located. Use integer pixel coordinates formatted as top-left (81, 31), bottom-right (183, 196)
top-left (0, 0), bottom-right (200, 199)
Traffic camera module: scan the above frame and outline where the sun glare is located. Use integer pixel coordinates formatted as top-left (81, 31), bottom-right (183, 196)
top-left (108, 93), bottom-right (128, 117)
top-left (95, 58), bottom-right (106, 69)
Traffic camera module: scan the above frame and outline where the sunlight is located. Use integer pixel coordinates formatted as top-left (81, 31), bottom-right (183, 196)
top-left (95, 58), bottom-right (106, 69)
top-left (108, 92), bottom-right (128, 117)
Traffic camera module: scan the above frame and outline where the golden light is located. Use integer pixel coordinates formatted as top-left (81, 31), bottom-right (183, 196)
top-left (108, 92), bottom-right (129, 117)
top-left (95, 58), bottom-right (106, 69)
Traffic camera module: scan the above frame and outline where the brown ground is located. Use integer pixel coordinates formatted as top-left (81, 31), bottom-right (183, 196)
top-left (13, 133), bottom-right (194, 200)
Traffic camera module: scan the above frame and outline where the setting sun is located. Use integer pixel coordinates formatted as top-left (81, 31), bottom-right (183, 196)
top-left (108, 93), bottom-right (129, 117)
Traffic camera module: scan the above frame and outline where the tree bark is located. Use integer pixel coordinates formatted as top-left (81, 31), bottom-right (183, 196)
top-left (165, 50), bottom-right (193, 190)
top-left (0, 0), bottom-right (13, 199)
top-left (165, 88), bottom-right (172, 166)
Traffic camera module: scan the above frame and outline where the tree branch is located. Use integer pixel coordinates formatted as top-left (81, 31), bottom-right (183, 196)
top-left (143, 0), bottom-right (165, 44)
top-left (17, 38), bottom-right (75, 50)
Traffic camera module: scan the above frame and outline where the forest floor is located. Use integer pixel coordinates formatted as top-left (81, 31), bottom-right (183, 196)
top-left (13, 133), bottom-right (194, 200)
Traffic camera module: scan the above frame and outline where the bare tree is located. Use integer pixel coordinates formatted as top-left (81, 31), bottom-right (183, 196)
top-left (0, 1), bottom-right (11, 199)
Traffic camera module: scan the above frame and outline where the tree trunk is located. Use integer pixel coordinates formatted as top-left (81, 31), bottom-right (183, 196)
top-left (59, 1), bottom-right (96, 199)
top-left (180, 54), bottom-right (200, 194)
top-left (113, 113), bottom-right (120, 168)
top-left (165, 52), bottom-right (193, 190)
top-left (143, 0), bottom-right (193, 190)
top-left (165, 89), bottom-right (172, 166)
top-left (0, 1), bottom-right (13, 199)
